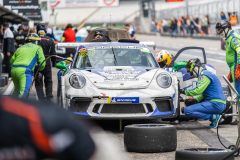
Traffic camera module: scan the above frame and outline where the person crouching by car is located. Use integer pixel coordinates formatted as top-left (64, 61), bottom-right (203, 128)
top-left (179, 58), bottom-right (226, 128)
top-left (90, 30), bottom-right (111, 42)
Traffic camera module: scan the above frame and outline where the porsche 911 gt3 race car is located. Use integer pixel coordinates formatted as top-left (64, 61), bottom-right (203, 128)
top-left (56, 41), bottom-right (179, 119)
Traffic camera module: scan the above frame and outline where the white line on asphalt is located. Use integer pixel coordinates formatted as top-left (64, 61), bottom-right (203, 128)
top-left (3, 81), bottom-right (14, 95)
top-left (209, 47), bottom-right (218, 50)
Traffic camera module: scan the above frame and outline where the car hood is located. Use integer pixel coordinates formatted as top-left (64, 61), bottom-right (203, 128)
top-left (74, 66), bottom-right (159, 89)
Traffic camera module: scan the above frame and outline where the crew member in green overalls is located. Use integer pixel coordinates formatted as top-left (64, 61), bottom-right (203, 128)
top-left (216, 20), bottom-right (240, 92)
top-left (10, 33), bottom-right (46, 98)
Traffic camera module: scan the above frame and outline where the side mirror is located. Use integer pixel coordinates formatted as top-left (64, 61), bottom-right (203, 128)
top-left (56, 61), bottom-right (68, 72)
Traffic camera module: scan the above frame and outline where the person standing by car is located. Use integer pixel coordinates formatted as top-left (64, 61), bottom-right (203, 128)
top-left (125, 24), bottom-right (136, 40)
top-left (35, 23), bottom-right (56, 102)
top-left (179, 59), bottom-right (226, 128)
top-left (3, 23), bottom-right (15, 80)
top-left (14, 26), bottom-right (27, 49)
top-left (10, 33), bottom-right (45, 98)
top-left (62, 19), bottom-right (86, 58)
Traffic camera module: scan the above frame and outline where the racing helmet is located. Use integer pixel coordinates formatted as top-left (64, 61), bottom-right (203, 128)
top-left (216, 20), bottom-right (232, 38)
top-left (36, 23), bottom-right (47, 36)
top-left (155, 50), bottom-right (173, 68)
top-left (25, 33), bottom-right (41, 45)
top-left (94, 30), bottom-right (104, 38)
top-left (186, 58), bottom-right (202, 78)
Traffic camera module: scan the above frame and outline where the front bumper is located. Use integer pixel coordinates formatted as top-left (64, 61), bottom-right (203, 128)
top-left (64, 91), bottom-right (178, 119)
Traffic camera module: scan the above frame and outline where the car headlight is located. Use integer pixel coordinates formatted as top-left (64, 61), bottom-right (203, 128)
top-left (69, 74), bottom-right (86, 89)
top-left (156, 72), bottom-right (172, 88)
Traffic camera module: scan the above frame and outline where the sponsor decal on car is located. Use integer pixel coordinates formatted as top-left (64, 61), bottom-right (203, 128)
top-left (107, 97), bottom-right (139, 103)
top-left (100, 68), bottom-right (140, 81)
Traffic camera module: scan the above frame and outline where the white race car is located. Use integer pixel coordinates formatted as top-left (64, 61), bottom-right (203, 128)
top-left (56, 41), bottom-right (179, 119)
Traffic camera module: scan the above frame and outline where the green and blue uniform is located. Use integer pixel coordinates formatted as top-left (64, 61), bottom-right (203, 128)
top-left (225, 30), bottom-right (240, 93)
top-left (10, 43), bottom-right (46, 98)
top-left (184, 68), bottom-right (226, 120)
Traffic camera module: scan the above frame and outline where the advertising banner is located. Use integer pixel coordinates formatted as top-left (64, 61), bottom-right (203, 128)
top-left (3, 0), bottom-right (42, 21)
top-left (50, 0), bottom-right (119, 8)
top-left (3, 0), bottom-right (38, 5)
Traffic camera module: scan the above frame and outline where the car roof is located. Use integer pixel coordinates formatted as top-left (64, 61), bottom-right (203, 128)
top-left (81, 42), bottom-right (145, 48)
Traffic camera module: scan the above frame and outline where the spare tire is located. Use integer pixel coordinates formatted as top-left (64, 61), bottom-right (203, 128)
top-left (175, 148), bottom-right (234, 160)
top-left (221, 85), bottom-right (233, 124)
top-left (124, 124), bottom-right (177, 153)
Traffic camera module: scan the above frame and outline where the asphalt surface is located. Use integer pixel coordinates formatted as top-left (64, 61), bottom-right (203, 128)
top-left (2, 34), bottom-right (240, 160)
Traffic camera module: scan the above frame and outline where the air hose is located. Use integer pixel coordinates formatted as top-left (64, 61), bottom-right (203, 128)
top-left (27, 55), bottom-right (72, 99)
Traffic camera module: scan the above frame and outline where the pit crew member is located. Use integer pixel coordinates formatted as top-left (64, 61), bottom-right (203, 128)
top-left (14, 25), bottom-right (27, 49)
top-left (35, 23), bottom-right (56, 102)
top-left (10, 33), bottom-right (45, 98)
top-left (179, 58), bottom-right (226, 128)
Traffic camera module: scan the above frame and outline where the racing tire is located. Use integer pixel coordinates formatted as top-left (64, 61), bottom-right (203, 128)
top-left (124, 124), bottom-right (177, 153)
top-left (221, 85), bottom-right (233, 124)
top-left (175, 148), bottom-right (234, 160)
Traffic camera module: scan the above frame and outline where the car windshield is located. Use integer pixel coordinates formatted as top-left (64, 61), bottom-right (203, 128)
top-left (74, 46), bottom-right (158, 68)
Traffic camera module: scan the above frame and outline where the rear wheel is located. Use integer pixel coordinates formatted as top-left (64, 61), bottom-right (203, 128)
top-left (175, 148), bottom-right (234, 160)
top-left (220, 85), bottom-right (232, 124)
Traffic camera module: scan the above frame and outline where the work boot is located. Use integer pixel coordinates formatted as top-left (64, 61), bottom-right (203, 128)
top-left (209, 114), bottom-right (221, 129)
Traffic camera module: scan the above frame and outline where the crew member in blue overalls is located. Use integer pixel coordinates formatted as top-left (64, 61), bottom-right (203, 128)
top-left (179, 58), bottom-right (226, 128)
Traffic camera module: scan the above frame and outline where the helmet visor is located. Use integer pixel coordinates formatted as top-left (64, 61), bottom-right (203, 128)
top-left (216, 28), bottom-right (224, 34)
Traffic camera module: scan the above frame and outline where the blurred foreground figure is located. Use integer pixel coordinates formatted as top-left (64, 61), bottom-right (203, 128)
top-left (0, 96), bottom-right (94, 160)
top-left (0, 97), bottom-right (126, 160)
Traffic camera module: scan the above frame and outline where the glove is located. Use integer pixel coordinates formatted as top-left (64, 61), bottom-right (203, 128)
top-left (228, 71), bottom-right (233, 83)
top-left (179, 89), bottom-right (185, 94)
top-left (235, 64), bottom-right (240, 81)
top-left (37, 72), bottom-right (43, 81)
top-left (184, 98), bottom-right (197, 106)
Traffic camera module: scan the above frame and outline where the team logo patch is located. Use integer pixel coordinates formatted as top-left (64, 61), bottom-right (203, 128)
top-left (233, 39), bottom-right (238, 43)
top-left (108, 97), bottom-right (139, 103)
top-left (201, 77), bottom-right (204, 80)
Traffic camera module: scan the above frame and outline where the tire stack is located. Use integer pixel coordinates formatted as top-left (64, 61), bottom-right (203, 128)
top-left (124, 124), bottom-right (177, 153)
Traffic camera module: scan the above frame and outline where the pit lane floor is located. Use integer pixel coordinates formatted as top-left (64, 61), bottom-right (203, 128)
top-left (2, 34), bottom-right (240, 159)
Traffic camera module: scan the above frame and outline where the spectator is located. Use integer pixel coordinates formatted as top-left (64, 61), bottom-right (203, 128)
top-left (178, 16), bottom-right (185, 35)
top-left (206, 15), bottom-right (211, 34)
top-left (3, 23), bottom-right (15, 80)
top-left (202, 15), bottom-right (208, 35)
top-left (220, 11), bottom-right (227, 20)
top-left (168, 19), bottom-right (172, 33)
top-left (162, 19), bottom-right (168, 33)
top-left (171, 17), bottom-right (178, 37)
top-left (62, 19), bottom-right (86, 58)
top-left (157, 20), bottom-right (162, 33)
top-left (184, 15), bottom-right (189, 34)
top-left (125, 24), bottom-right (136, 40)
top-left (152, 18), bottom-right (157, 33)
top-left (190, 16), bottom-right (199, 37)
top-left (195, 16), bottom-right (199, 25)
top-left (14, 26), bottom-right (27, 49)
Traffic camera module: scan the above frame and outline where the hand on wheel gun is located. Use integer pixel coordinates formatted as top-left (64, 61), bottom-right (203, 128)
top-left (181, 96), bottom-right (198, 113)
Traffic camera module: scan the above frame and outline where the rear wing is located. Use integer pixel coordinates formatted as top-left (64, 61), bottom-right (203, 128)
top-left (56, 42), bottom-right (156, 50)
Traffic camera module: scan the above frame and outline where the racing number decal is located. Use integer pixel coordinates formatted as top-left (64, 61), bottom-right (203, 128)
top-left (103, 0), bottom-right (116, 5)
top-left (79, 49), bottom-right (95, 58)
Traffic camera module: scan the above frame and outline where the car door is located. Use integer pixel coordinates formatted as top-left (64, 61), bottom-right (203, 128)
top-left (168, 47), bottom-right (207, 90)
